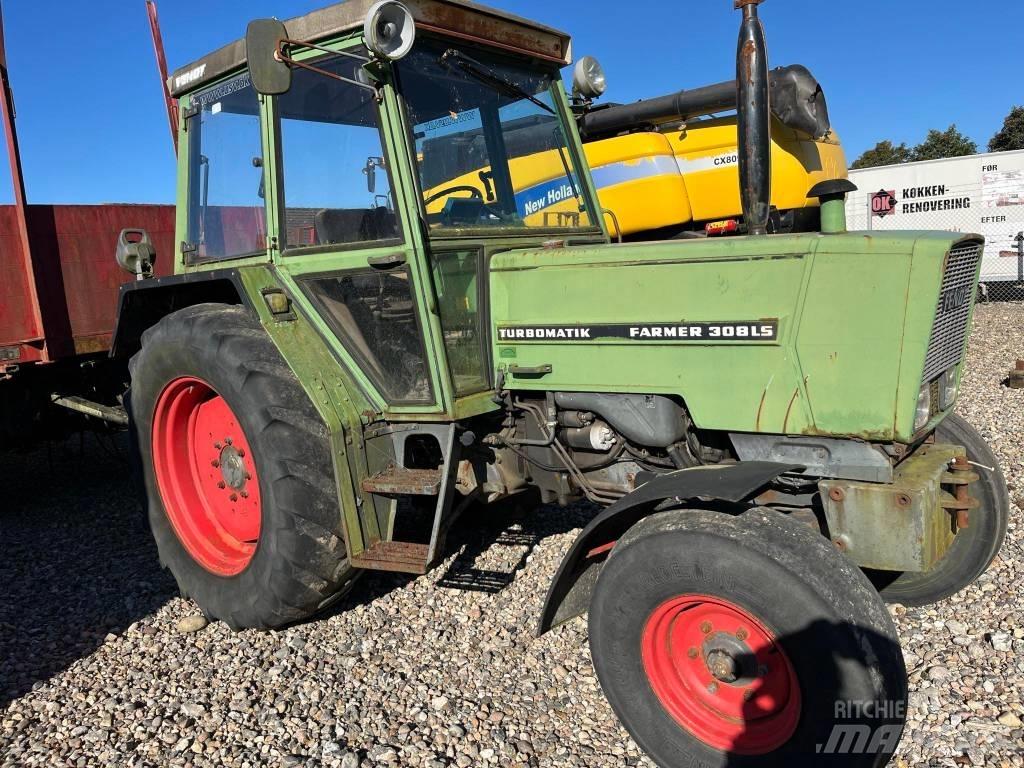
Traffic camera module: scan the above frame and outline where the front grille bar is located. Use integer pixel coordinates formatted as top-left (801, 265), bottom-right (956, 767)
top-left (922, 242), bottom-right (982, 383)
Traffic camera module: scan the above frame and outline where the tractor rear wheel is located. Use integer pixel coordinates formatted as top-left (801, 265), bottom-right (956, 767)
top-left (129, 303), bottom-right (357, 630)
top-left (872, 413), bottom-right (1008, 607)
top-left (588, 508), bottom-right (907, 767)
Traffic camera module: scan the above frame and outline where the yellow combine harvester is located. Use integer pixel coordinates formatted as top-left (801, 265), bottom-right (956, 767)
top-left (421, 61), bottom-right (846, 239)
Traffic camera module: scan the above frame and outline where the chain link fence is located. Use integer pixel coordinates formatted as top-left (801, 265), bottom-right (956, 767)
top-left (847, 182), bottom-right (1024, 305)
top-left (847, 182), bottom-right (1024, 303)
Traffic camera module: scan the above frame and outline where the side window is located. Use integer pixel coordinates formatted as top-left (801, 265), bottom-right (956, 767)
top-left (302, 270), bottom-right (432, 404)
top-left (186, 74), bottom-right (266, 261)
top-left (430, 250), bottom-right (489, 396)
top-left (278, 54), bottom-right (399, 250)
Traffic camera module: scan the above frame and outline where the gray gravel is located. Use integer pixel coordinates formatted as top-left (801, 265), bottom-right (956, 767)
top-left (1, 303), bottom-right (1023, 767)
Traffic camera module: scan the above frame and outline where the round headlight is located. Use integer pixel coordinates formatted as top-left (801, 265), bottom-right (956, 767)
top-left (573, 56), bottom-right (607, 99)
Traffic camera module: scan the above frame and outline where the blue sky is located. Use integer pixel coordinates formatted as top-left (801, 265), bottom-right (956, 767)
top-left (2, 0), bottom-right (1019, 204)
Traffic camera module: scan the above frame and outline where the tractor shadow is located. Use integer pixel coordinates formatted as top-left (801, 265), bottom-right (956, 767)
top-left (317, 494), bottom-right (599, 620)
top-left (0, 433), bottom-right (178, 709)
top-left (716, 620), bottom-right (907, 766)
top-left (432, 493), bottom-right (597, 595)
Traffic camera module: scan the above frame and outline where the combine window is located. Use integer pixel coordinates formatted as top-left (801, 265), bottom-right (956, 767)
top-left (277, 52), bottom-right (400, 251)
top-left (185, 73), bottom-right (267, 262)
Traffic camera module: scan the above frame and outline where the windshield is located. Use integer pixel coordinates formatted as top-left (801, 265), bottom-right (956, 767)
top-left (397, 39), bottom-right (595, 232)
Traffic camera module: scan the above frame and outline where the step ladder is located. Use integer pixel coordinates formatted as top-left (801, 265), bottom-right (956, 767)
top-left (350, 424), bottom-right (459, 575)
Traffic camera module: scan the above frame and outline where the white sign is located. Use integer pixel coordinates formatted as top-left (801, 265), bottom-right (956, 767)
top-left (847, 149), bottom-right (1024, 284)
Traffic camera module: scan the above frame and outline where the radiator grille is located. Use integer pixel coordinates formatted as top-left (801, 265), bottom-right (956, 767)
top-left (922, 242), bottom-right (982, 383)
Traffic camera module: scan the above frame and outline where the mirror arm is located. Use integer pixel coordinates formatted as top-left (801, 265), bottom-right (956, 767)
top-left (275, 40), bottom-right (382, 100)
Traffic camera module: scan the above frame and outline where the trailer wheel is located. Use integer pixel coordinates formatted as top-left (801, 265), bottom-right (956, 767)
top-left (588, 509), bottom-right (906, 767)
top-left (872, 413), bottom-right (1009, 607)
top-left (129, 303), bottom-right (357, 630)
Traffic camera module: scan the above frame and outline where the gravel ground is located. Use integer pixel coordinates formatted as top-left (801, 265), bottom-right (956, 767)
top-left (1, 303), bottom-right (1023, 768)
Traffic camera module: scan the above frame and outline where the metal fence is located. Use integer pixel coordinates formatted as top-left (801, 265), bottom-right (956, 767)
top-left (847, 184), bottom-right (1024, 302)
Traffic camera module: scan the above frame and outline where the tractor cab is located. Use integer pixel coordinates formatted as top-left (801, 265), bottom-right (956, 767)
top-left (168, 0), bottom-right (604, 424)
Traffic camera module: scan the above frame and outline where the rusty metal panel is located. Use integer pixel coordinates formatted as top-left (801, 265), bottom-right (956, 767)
top-left (820, 443), bottom-right (964, 573)
top-left (169, 0), bottom-right (572, 97)
top-left (0, 206), bottom-right (42, 357)
top-left (361, 466), bottom-right (443, 495)
top-left (0, 204), bottom-right (175, 363)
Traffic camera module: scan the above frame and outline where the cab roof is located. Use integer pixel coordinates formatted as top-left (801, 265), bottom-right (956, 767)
top-left (168, 0), bottom-right (572, 98)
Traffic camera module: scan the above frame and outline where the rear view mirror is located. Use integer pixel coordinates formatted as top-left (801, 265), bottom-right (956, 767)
top-left (246, 19), bottom-right (292, 95)
top-left (116, 229), bottom-right (157, 281)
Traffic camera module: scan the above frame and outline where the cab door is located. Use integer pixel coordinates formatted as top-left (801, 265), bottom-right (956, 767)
top-left (264, 47), bottom-right (448, 418)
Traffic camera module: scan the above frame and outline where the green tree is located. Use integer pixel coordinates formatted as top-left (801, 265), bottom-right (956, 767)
top-left (911, 124), bottom-right (977, 162)
top-left (989, 106), bottom-right (1024, 152)
top-left (851, 140), bottom-right (912, 169)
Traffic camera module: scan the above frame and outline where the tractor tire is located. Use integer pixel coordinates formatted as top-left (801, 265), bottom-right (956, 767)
top-left (588, 508), bottom-right (907, 768)
top-left (128, 303), bottom-right (358, 630)
top-left (872, 413), bottom-right (1008, 607)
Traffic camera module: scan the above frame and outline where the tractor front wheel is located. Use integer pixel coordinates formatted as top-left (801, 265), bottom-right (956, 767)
top-left (588, 509), bottom-right (907, 767)
top-left (129, 303), bottom-right (357, 630)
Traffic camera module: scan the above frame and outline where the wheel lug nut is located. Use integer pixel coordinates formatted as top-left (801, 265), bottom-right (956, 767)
top-left (225, 437), bottom-right (233, 445)
top-left (743, 689), bottom-right (755, 701)
top-left (217, 481), bottom-right (226, 489)
top-left (687, 647), bottom-right (699, 659)
top-left (245, 473), bottom-right (252, 480)
top-left (700, 621), bottom-right (712, 634)
top-left (237, 449), bottom-right (245, 458)
top-left (736, 628), bottom-right (749, 641)
top-left (707, 682), bottom-right (718, 694)
top-left (240, 490), bottom-right (249, 499)
top-left (229, 493), bottom-right (238, 502)
top-left (214, 442), bottom-right (222, 450)
top-left (211, 460), bottom-right (220, 468)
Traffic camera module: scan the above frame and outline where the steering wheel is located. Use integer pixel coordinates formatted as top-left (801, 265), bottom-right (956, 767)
top-left (425, 185), bottom-right (484, 206)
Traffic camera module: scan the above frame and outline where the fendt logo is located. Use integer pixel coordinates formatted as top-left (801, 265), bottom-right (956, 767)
top-left (871, 189), bottom-right (899, 218)
top-left (941, 286), bottom-right (971, 314)
top-left (174, 63), bottom-right (207, 91)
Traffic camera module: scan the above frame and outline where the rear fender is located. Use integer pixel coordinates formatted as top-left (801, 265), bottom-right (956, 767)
top-left (110, 270), bottom-right (249, 359)
top-left (537, 461), bottom-right (800, 635)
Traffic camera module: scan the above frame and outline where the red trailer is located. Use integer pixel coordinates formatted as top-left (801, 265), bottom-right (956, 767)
top-left (0, 4), bottom-right (173, 446)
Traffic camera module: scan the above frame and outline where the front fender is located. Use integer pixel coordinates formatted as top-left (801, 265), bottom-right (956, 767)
top-left (537, 461), bottom-right (800, 635)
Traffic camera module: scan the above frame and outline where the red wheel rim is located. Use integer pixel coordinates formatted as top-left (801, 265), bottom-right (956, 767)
top-left (641, 594), bottom-right (801, 755)
top-left (151, 377), bottom-right (262, 576)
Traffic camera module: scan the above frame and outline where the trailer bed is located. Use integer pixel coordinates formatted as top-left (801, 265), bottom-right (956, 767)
top-left (0, 204), bottom-right (174, 370)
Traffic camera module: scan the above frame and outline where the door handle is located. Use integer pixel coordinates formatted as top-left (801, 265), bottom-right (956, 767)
top-left (508, 364), bottom-right (553, 377)
top-left (367, 253), bottom-right (407, 270)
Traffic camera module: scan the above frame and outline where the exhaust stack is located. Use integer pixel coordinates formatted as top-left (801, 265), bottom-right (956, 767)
top-left (736, 0), bottom-right (770, 236)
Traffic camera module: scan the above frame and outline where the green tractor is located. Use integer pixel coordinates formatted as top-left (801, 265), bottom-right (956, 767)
top-left (113, 0), bottom-right (1007, 764)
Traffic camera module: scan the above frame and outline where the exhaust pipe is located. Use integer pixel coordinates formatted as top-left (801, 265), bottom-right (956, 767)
top-left (577, 65), bottom-right (831, 141)
top-left (736, 0), bottom-right (771, 236)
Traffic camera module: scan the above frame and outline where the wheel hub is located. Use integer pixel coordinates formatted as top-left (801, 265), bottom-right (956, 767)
top-left (151, 377), bottom-right (262, 576)
top-left (641, 594), bottom-right (801, 755)
top-left (219, 445), bottom-right (249, 491)
top-left (703, 631), bottom-right (759, 685)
